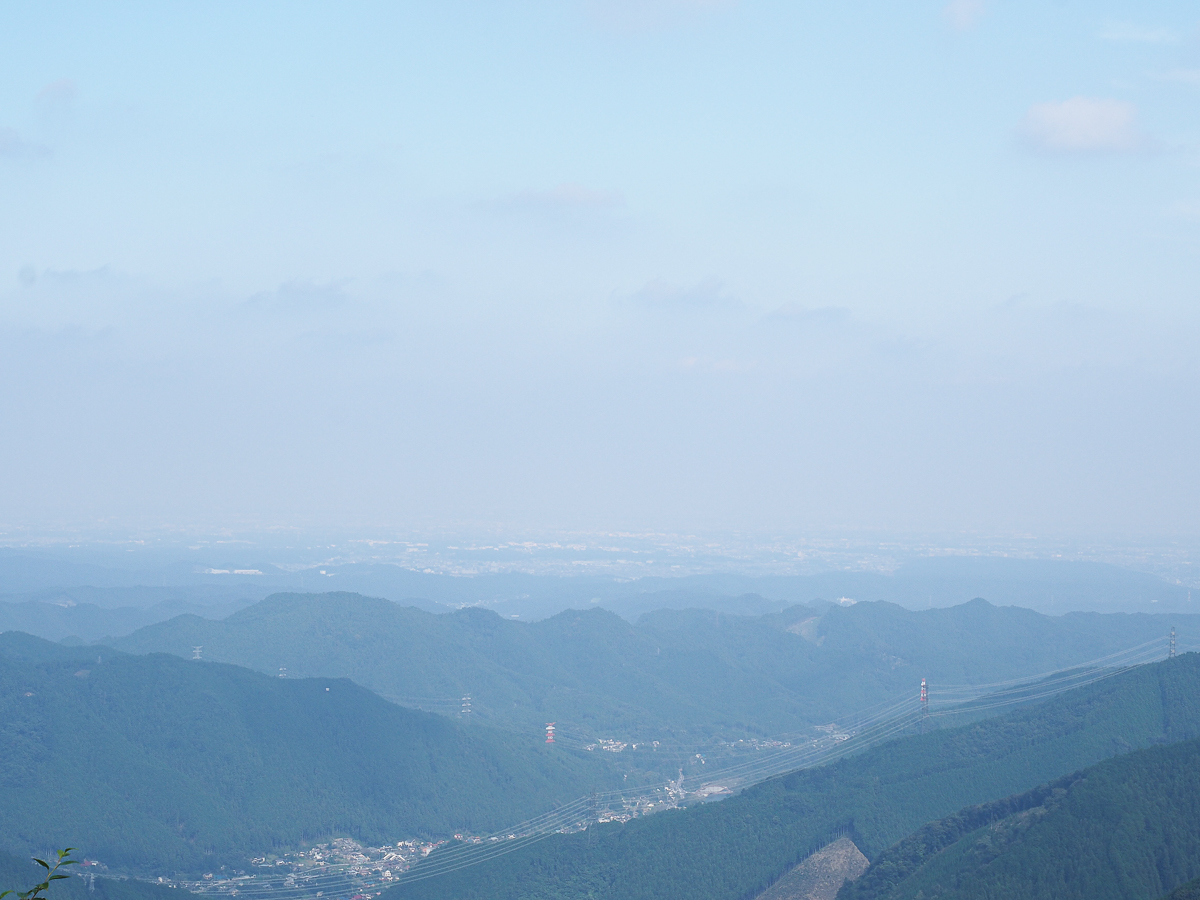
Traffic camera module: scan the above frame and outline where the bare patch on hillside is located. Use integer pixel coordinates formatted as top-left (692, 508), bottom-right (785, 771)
top-left (755, 837), bottom-right (869, 900)
top-left (787, 616), bottom-right (823, 645)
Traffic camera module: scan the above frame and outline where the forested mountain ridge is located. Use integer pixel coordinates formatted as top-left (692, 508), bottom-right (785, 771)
top-left (841, 736), bottom-right (1200, 900)
top-left (0, 591), bottom-right (255, 644)
top-left (385, 652), bottom-right (1200, 900)
top-left (0, 633), bottom-right (616, 876)
top-left (110, 592), bottom-right (1195, 739)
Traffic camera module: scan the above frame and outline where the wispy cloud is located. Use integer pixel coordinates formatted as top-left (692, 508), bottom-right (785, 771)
top-left (943, 0), bottom-right (986, 32)
top-left (498, 182), bottom-right (622, 212)
top-left (585, 0), bottom-right (735, 34)
top-left (1171, 200), bottom-right (1200, 221)
top-left (34, 79), bottom-right (78, 132)
top-left (0, 127), bottom-right (50, 160)
top-left (762, 304), bottom-right (852, 327)
top-left (36, 78), bottom-right (78, 105)
top-left (1020, 97), bottom-right (1147, 153)
top-left (243, 279), bottom-right (354, 313)
top-left (1161, 68), bottom-right (1200, 87)
top-left (627, 276), bottom-right (738, 312)
top-left (1098, 21), bottom-right (1177, 44)
top-left (676, 355), bottom-right (751, 374)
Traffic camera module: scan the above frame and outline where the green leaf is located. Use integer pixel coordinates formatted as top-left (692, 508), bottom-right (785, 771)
top-left (48, 875), bottom-right (68, 881)
top-left (32, 861), bottom-right (48, 871)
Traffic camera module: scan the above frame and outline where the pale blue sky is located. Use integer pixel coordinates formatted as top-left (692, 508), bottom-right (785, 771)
top-left (1, 1), bottom-right (1198, 538)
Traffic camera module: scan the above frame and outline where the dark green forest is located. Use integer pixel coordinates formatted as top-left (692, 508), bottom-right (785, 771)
top-left (842, 736), bottom-right (1200, 899)
top-left (0, 633), bottom-right (617, 876)
top-left (112, 592), bottom-right (1193, 740)
top-left (385, 652), bottom-right (1200, 900)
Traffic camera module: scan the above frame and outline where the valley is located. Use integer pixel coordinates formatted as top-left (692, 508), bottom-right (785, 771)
top-left (3, 588), bottom-right (1199, 900)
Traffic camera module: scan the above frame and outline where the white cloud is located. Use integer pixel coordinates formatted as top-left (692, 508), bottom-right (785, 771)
top-left (943, 0), bottom-right (986, 32)
top-left (1020, 97), bottom-right (1145, 153)
top-left (1098, 22), bottom-right (1177, 44)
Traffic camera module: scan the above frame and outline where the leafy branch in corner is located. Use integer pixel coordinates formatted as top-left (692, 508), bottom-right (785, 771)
top-left (1, 849), bottom-right (79, 900)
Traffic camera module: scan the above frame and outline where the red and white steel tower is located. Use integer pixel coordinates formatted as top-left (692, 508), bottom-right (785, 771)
top-left (545, 722), bottom-right (556, 744)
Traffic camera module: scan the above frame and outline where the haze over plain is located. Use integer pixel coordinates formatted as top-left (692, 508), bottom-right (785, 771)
top-left (6, 7), bottom-right (1200, 898)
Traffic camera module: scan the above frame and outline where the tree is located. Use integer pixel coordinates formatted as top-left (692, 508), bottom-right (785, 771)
top-left (1, 850), bottom-right (78, 900)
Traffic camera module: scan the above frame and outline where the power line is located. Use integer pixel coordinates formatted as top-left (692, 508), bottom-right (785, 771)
top-left (185, 634), bottom-right (1194, 897)
top-left (388, 638), bottom-right (1195, 887)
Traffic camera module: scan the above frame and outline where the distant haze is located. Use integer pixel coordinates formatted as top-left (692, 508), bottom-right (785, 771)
top-left (1, 2), bottom-right (1198, 538)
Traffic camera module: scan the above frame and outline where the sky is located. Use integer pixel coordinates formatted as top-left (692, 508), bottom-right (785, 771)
top-left (0, 1), bottom-right (1198, 541)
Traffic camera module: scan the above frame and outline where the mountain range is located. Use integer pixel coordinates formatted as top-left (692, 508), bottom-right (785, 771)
top-left (0, 632), bottom-right (617, 876)
top-left (3, 548), bottom-right (1195, 629)
top-left (5, 585), bottom-right (1199, 898)
top-left (385, 652), bottom-right (1200, 900)
top-left (110, 591), bottom-right (1193, 742)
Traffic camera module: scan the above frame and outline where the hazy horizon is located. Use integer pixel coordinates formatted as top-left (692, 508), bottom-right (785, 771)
top-left (3, 1), bottom-right (1198, 540)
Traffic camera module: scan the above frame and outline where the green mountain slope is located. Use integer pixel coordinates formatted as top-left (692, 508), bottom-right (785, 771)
top-left (110, 593), bottom-right (1195, 741)
top-left (0, 851), bottom-right (180, 900)
top-left (1163, 877), bottom-right (1200, 900)
top-left (0, 633), bottom-right (615, 876)
top-left (842, 736), bottom-right (1200, 900)
top-left (384, 652), bottom-right (1200, 900)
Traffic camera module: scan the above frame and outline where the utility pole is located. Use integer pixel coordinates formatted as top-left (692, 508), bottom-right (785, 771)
top-left (1170, 627), bottom-right (1177, 660)
top-left (460, 694), bottom-right (472, 723)
top-left (192, 646), bottom-right (203, 661)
